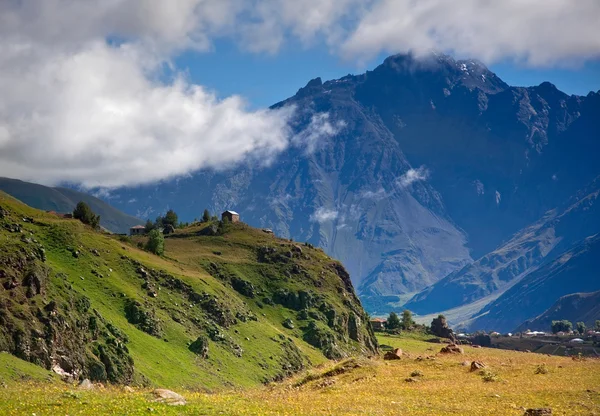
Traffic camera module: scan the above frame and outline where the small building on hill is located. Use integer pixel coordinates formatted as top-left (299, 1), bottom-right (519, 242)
top-left (221, 210), bottom-right (240, 223)
top-left (130, 225), bottom-right (146, 236)
top-left (370, 318), bottom-right (387, 331)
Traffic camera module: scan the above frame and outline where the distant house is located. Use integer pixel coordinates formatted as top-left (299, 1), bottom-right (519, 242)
top-left (221, 210), bottom-right (240, 223)
top-left (370, 318), bottom-right (387, 331)
top-left (130, 225), bottom-right (146, 236)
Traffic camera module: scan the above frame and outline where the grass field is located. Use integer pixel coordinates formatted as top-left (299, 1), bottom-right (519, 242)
top-left (1, 333), bottom-right (599, 415)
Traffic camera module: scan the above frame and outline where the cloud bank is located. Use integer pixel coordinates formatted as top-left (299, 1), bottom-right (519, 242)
top-left (1, 0), bottom-right (598, 187)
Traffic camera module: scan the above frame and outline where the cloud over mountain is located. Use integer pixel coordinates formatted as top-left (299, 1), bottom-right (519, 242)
top-left (1, 0), bottom-right (598, 187)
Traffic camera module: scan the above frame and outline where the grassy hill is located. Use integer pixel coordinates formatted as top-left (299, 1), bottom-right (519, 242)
top-left (0, 191), bottom-right (377, 390)
top-left (0, 177), bottom-right (142, 233)
top-left (0, 333), bottom-right (598, 415)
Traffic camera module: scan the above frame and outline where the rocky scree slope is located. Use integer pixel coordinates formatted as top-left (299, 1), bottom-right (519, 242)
top-left (0, 192), bottom-right (376, 388)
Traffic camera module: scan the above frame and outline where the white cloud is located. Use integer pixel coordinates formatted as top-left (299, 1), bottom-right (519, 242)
top-left (339, 0), bottom-right (600, 66)
top-left (495, 190), bottom-right (502, 206)
top-left (397, 166), bottom-right (430, 188)
top-left (0, 1), bottom-right (344, 188)
top-left (237, 0), bottom-right (600, 66)
top-left (310, 207), bottom-right (339, 223)
top-left (360, 187), bottom-right (387, 200)
top-left (291, 113), bottom-right (346, 154)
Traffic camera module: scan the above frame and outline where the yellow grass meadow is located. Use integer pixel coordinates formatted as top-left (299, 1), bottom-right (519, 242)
top-left (1, 334), bottom-right (599, 415)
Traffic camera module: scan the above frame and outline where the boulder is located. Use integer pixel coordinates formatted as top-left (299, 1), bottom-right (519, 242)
top-left (152, 389), bottom-right (186, 406)
top-left (440, 344), bottom-right (464, 354)
top-left (78, 379), bottom-right (94, 390)
top-left (470, 361), bottom-right (486, 372)
top-left (384, 348), bottom-right (402, 360)
top-left (524, 409), bottom-right (552, 416)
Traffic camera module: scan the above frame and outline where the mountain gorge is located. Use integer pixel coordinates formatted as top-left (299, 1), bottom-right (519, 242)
top-left (70, 53), bottom-right (600, 325)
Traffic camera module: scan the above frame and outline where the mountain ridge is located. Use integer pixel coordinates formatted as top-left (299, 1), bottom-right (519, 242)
top-left (0, 177), bottom-right (142, 234)
top-left (54, 52), bottom-right (600, 318)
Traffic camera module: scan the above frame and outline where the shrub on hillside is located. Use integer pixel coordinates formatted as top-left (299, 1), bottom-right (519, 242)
top-left (145, 229), bottom-right (164, 255)
top-left (73, 201), bottom-right (100, 229)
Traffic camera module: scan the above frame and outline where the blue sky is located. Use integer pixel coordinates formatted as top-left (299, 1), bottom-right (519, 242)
top-left (177, 40), bottom-right (600, 109)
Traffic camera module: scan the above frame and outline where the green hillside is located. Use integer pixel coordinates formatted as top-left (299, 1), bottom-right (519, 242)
top-left (0, 177), bottom-right (142, 234)
top-left (0, 192), bottom-right (377, 389)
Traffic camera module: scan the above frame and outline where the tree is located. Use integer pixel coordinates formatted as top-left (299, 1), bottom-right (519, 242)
top-left (73, 201), bottom-right (100, 229)
top-left (154, 215), bottom-right (164, 228)
top-left (163, 209), bottom-right (178, 228)
top-left (144, 219), bottom-right (155, 233)
top-left (551, 320), bottom-right (573, 334)
top-left (385, 312), bottom-right (401, 330)
top-left (145, 229), bottom-right (164, 255)
top-left (401, 309), bottom-right (415, 330)
top-left (596, 320), bottom-right (600, 332)
top-left (576, 322), bottom-right (586, 335)
top-left (202, 209), bottom-right (211, 223)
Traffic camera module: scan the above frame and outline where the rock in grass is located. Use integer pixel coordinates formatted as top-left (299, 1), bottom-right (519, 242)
top-left (152, 389), bottom-right (186, 406)
top-left (383, 348), bottom-right (402, 360)
top-left (440, 344), bottom-right (464, 354)
top-left (78, 379), bottom-right (94, 390)
top-left (470, 361), bottom-right (486, 372)
top-left (524, 409), bottom-right (552, 415)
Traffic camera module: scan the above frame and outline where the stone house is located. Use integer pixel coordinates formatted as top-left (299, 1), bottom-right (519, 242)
top-left (221, 210), bottom-right (240, 223)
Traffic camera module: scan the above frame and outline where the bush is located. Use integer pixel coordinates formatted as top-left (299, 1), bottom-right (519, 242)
top-left (73, 201), bottom-right (100, 229)
top-left (410, 370), bottom-right (423, 377)
top-left (479, 369), bottom-right (499, 382)
top-left (534, 364), bottom-right (549, 375)
top-left (118, 235), bottom-right (132, 244)
top-left (145, 229), bottom-right (164, 255)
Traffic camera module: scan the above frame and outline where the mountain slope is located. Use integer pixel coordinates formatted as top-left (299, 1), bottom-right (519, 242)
top-left (0, 177), bottom-right (142, 234)
top-left (515, 290), bottom-right (600, 333)
top-left (91, 52), bottom-right (600, 314)
top-left (405, 176), bottom-right (600, 315)
top-left (101, 71), bottom-right (474, 304)
top-left (0, 192), bottom-right (376, 388)
top-left (468, 234), bottom-right (600, 333)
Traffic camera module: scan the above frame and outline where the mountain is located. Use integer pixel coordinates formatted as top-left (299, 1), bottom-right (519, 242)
top-left (0, 177), bottom-right (142, 234)
top-left (406, 176), bottom-right (600, 315)
top-left (468, 234), bottom-right (600, 333)
top-left (89, 52), bottom-right (600, 314)
top-left (515, 290), bottom-right (600, 333)
top-left (0, 191), bottom-right (376, 387)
